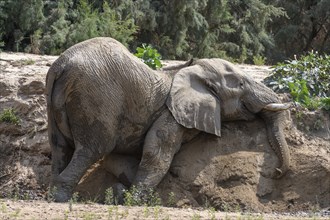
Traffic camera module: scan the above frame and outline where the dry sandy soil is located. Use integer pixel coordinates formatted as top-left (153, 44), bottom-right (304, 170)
top-left (0, 52), bottom-right (329, 219)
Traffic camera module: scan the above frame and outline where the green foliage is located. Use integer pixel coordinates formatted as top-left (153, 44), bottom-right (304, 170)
top-left (63, 0), bottom-right (137, 52)
top-left (0, 0), bottom-right (137, 54)
top-left (0, 41), bottom-right (4, 51)
top-left (320, 97), bottom-right (330, 111)
top-left (39, 0), bottom-right (71, 55)
top-left (208, 207), bottom-right (216, 220)
top-left (135, 44), bottom-right (163, 69)
top-left (0, 0), bottom-right (44, 52)
top-left (287, 79), bottom-right (321, 110)
top-left (166, 192), bottom-right (176, 207)
top-left (68, 192), bottom-right (79, 212)
top-left (0, 108), bottom-right (20, 125)
top-left (123, 185), bottom-right (162, 207)
top-left (71, 192), bottom-right (79, 203)
top-left (253, 55), bottom-right (267, 65)
top-left (0, 0), bottom-right (286, 62)
top-left (104, 187), bottom-right (117, 205)
top-left (1, 0), bottom-right (328, 64)
top-left (264, 51), bottom-right (330, 110)
top-left (21, 59), bottom-right (35, 65)
top-left (98, 2), bottom-right (137, 47)
top-left (47, 186), bottom-right (57, 202)
top-left (132, 0), bottom-right (285, 62)
top-left (225, 0), bottom-right (286, 63)
top-left (23, 192), bottom-right (31, 200)
top-left (65, 0), bottom-right (99, 47)
top-left (123, 185), bottom-right (140, 206)
top-left (143, 205), bottom-right (150, 218)
top-left (192, 213), bottom-right (201, 220)
top-left (146, 190), bottom-right (162, 207)
top-left (267, 0), bottom-right (330, 62)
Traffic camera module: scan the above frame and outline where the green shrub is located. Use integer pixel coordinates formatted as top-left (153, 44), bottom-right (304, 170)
top-left (253, 55), bottom-right (267, 65)
top-left (0, 108), bottom-right (20, 124)
top-left (0, 41), bottom-right (4, 51)
top-left (134, 44), bottom-right (163, 70)
top-left (105, 187), bottom-right (117, 205)
top-left (123, 185), bottom-right (142, 206)
top-left (287, 79), bottom-right (321, 110)
top-left (320, 97), bottom-right (330, 111)
top-left (167, 192), bottom-right (175, 207)
top-left (47, 186), bottom-right (57, 202)
top-left (264, 51), bottom-right (330, 110)
top-left (123, 185), bottom-right (161, 207)
top-left (21, 59), bottom-right (35, 65)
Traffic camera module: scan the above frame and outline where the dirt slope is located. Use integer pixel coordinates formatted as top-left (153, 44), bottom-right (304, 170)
top-left (0, 52), bottom-right (329, 218)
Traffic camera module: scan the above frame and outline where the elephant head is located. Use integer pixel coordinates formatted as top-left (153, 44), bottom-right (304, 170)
top-left (166, 58), bottom-right (290, 178)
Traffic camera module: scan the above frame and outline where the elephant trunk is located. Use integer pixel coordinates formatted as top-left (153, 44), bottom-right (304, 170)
top-left (260, 110), bottom-right (290, 178)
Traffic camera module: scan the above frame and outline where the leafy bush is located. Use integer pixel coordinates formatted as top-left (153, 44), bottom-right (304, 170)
top-left (0, 41), bottom-right (4, 51)
top-left (253, 55), bottom-right (267, 65)
top-left (134, 44), bottom-right (163, 70)
top-left (0, 108), bottom-right (20, 124)
top-left (123, 185), bottom-right (161, 206)
top-left (104, 187), bottom-right (118, 205)
top-left (264, 51), bottom-right (330, 110)
top-left (320, 97), bottom-right (330, 111)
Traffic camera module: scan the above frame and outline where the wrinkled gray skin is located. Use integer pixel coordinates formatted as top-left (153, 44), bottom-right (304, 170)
top-left (46, 37), bottom-right (290, 202)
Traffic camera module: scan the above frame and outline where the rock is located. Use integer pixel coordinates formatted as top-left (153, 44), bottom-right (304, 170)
top-left (0, 82), bottom-right (13, 96)
top-left (18, 80), bottom-right (45, 95)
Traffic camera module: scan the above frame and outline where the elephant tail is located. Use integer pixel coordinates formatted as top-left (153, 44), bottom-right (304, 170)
top-left (46, 56), bottom-right (73, 152)
top-left (45, 56), bottom-right (68, 106)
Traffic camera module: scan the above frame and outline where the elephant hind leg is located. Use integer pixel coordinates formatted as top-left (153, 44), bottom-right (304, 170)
top-left (52, 118), bottom-right (118, 202)
top-left (53, 142), bottom-right (103, 202)
top-left (49, 80), bottom-right (76, 184)
top-left (50, 130), bottom-right (74, 184)
top-left (49, 109), bottom-right (74, 185)
top-left (132, 110), bottom-right (186, 189)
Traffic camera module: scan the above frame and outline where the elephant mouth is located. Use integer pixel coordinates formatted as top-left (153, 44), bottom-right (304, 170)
top-left (223, 101), bottom-right (256, 121)
top-left (241, 102), bottom-right (257, 120)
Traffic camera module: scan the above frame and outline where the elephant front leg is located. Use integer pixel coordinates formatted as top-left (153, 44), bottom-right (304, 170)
top-left (132, 110), bottom-right (186, 189)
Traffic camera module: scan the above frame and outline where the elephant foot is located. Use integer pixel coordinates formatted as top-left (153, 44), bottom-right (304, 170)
top-left (50, 177), bottom-right (74, 202)
top-left (47, 185), bottom-right (72, 202)
top-left (54, 191), bottom-right (72, 203)
top-left (112, 183), bottom-right (127, 205)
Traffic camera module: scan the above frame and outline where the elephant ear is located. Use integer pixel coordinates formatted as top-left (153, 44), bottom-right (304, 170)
top-left (166, 65), bottom-right (221, 137)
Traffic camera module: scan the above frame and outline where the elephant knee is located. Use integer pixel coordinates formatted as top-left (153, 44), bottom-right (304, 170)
top-left (140, 149), bottom-right (161, 168)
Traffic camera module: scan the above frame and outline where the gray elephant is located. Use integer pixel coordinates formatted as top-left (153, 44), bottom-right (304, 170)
top-left (46, 37), bottom-right (290, 202)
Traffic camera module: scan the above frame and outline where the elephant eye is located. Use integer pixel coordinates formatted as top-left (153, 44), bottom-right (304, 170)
top-left (240, 81), bottom-right (244, 88)
top-left (205, 79), bottom-right (219, 97)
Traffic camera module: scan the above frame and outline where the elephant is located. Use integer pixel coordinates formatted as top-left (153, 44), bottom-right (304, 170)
top-left (46, 37), bottom-right (291, 202)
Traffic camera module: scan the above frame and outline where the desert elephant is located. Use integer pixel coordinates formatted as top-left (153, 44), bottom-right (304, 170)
top-left (46, 37), bottom-right (291, 202)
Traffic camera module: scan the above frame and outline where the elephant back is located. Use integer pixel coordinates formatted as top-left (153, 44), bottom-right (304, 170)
top-left (53, 37), bottom-right (171, 125)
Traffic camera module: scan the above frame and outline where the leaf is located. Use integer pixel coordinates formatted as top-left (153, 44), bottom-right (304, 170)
top-left (134, 44), bottom-right (163, 70)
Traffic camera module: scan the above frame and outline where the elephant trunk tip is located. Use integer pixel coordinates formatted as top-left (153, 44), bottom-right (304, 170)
top-left (273, 168), bottom-right (284, 179)
top-left (272, 163), bottom-right (290, 179)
